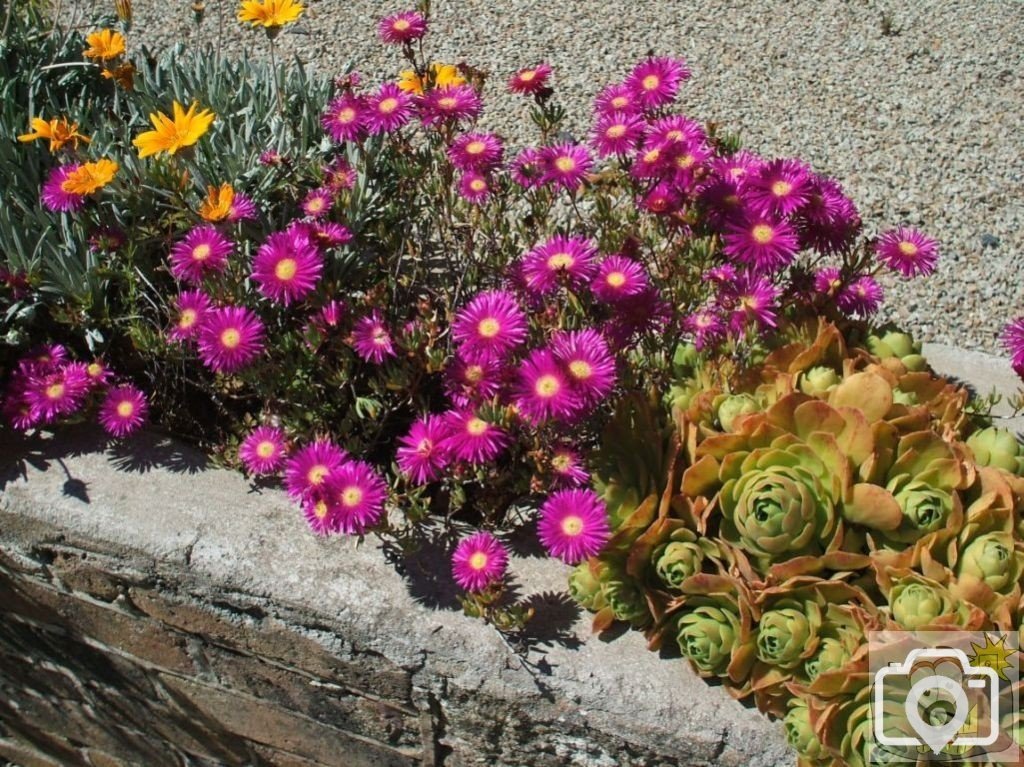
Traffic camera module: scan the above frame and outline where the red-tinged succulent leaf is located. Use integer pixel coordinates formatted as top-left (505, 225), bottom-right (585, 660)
top-left (681, 453), bottom-right (720, 498)
top-left (592, 606), bottom-right (616, 633)
top-left (843, 483), bottom-right (902, 530)
top-left (829, 371), bottom-right (893, 423)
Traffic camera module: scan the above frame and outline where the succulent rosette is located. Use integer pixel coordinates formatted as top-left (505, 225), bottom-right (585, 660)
top-left (882, 571), bottom-right (985, 630)
top-left (651, 527), bottom-right (720, 590)
top-left (672, 573), bottom-right (754, 684)
top-left (968, 426), bottom-right (1024, 476)
top-left (866, 329), bottom-right (927, 372)
top-left (782, 697), bottom-right (827, 766)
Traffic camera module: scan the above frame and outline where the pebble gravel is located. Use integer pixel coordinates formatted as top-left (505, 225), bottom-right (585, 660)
top-left (66, 0), bottom-right (1024, 353)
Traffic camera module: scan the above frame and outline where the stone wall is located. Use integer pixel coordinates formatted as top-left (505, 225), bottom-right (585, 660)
top-left (0, 343), bottom-right (1018, 767)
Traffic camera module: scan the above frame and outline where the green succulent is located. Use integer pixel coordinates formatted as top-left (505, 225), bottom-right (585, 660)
top-left (967, 427), bottom-right (1024, 476)
top-left (884, 477), bottom-right (954, 543)
top-left (782, 698), bottom-right (825, 763)
top-left (568, 562), bottom-right (607, 612)
top-left (958, 531), bottom-right (1024, 594)
top-left (868, 330), bottom-right (927, 371)
top-left (891, 388), bottom-right (919, 407)
top-left (716, 393), bottom-right (761, 432)
top-left (888, 574), bottom-right (970, 629)
top-left (755, 598), bottom-right (823, 670)
top-left (675, 600), bottom-right (742, 677)
top-left (602, 576), bottom-right (649, 625)
top-left (798, 366), bottom-right (839, 397)
top-left (802, 606), bottom-right (864, 683)
top-left (652, 528), bottom-right (716, 590)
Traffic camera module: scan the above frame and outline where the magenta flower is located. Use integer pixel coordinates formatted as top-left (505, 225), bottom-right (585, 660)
top-left (549, 446), bottom-right (589, 488)
top-left (377, 10), bottom-right (426, 44)
top-left (539, 143), bottom-right (592, 190)
top-left (591, 255), bottom-right (648, 303)
top-left (590, 111), bottom-right (646, 157)
top-left (593, 82), bottom-right (640, 116)
top-left (451, 290), bottom-right (528, 363)
top-left (301, 188), bottom-right (333, 219)
top-left (723, 215), bottom-right (800, 272)
top-left (451, 532), bottom-right (509, 592)
top-left (709, 150), bottom-right (765, 184)
top-left (169, 225), bottom-right (232, 284)
top-left (624, 56), bottom-right (689, 110)
top-left (301, 493), bottom-right (337, 537)
top-left (322, 94), bottom-right (366, 143)
top-left (97, 384), bottom-right (148, 438)
top-left (351, 310), bottom-right (397, 364)
top-left (520, 235), bottom-right (598, 295)
top-left (798, 178), bottom-right (862, 254)
top-left (697, 178), bottom-right (745, 228)
top-left (1002, 317), bottom-right (1024, 378)
top-left (84, 359), bottom-right (112, 388)
top-left (875, 226), bottom-right (939, 277)
top-left (324, 158), bottom-right (358, 190)
top-left (726, 273), bottom-right (781, 332)
top-left (703, 264), bottom-right (738, 285)
top-left (602, 285), bottom-right (672, 349)
top-left (25, 364), bottom-right (90, 424)
top-left (239, 426), bottom-right (288, 475)
top-left (307, 221), bottom-right (352, 250)
top-left (745, 158), bottom-right (812, 217)
top-left (26, 343), bottom-right (67, 370)
top-left (837, 275), bottom-right (884, 316)
top-left (508, 63), bottom-right (552, 95)
top-left (228, 193), bottom-right (258, 222)
top-left (510, 146), bottom-right (545, 188)
top-left (252, 229), bottom-right (324, 305)
top-left (396, 415), bottom-right (450, 484)
top-left (2, 377), bottom-right (36, 431)
top-left (648, 115), bottom-right (705, 147)
top-left (639, 182), bottom-right (683, 215)
top-left (325, 460), bottom-right (388, 535)
top-left (441, 410), bottom-right (509, 464)
top-left (513, 349), bottom-right (581, 425)
top-left (167, 290), bottom-right (211, 343)
top-left (196, 306), bottom-right (265, 373)
top-left (457, 172), bottom-right (492, 205)
top-left (366, 84), bottom-right (414, 134)
top-left (313, 299), bottom-right (347, 330)
top-left (551, 329), bottom-right (617, 406)
top-left (448, 132), bottom-right (503, 171)
top-left (419, 85), bottom-right (482, 127)
top-left (41, 165), bottom-right (86, 212)
top-left (630, 144), bottom-right (672, 180)
top-left (683, 308), bottom-right (726, 351)
top-left (537, 489), bottom-right (611, 564)
top-left (444, 357), bottom-right (504, 407)
top-left (284, 439), bottom-right (347, 499)
top-left (813, 267), bottom-right (844, 297)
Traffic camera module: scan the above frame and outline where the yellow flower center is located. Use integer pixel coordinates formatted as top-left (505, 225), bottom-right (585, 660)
top-left (341, 486), bottom-right (363, 507)
top-left (898, 241), bottom-right (919, 256)
top-left (551, 454), bottom-right (572, 472)
top-left (724, 193), bottom-right (740, 207)
top-left (220, 328), bottom-right (241, 349)
top-left (306, 197), bottom-right (324, 212)
top-left (87, 363), bottom-right (102, 377)
top-left (464, 364), bottom-right (484, 383)
top-left (568, 360), bottom-right (592, 380)
top-left (611, 96), bottom-right (629, 109)
top-left (466, 140), bottom-right (486, 155)
top-left (438, 97), bottom-right (458, 109)
top-left (547, 253), bottom-right (574, 270)
top-left (392, 18), bottom-right (410, 31)
top-left (641, 74), bottom-right (660, 91)
top-left (466, 418), bottom-right (488, 436)
top-left (468, 551), bottom-right (489, 570)
top-left (416, 438), bottom-right (433, 455)
top-left (561, 515), bottom-right (584, 536)
top-left (606, 124), bottom-right (626, 139)
top-left (469, 179), bottom-right (487, 192)
top-left (519, 70), bottom-right (536, 82)
top-left (45, 383), bottom-right (65, 400)
top-left (676, 153), bottom-right (695, 169)
top-left (313, 500), bottom-right (329, 519)
top-left (192, 243), bottom-right (211, 261)
top-left (771, 180), bottom-right (793, 197)
top-left (695, 314), bottom-right (713, 328)
top-left (606, 271), bottom-right (626, 288)
top-left (372, 328), bottom-right (389, 346)
top-left (179, 309), bottom-right (197, 329)
top-left (378, 97), bottom-right (399, 114)
top-left (338, 107), bottom-right (357, 124)
top-left (554, 156), bottom-right (576, 173)
top-left (665, 130), bottom-right (684, 142)
top-left (307, 464), bottom-right (329, 485)
top-left (751, 224), bottom-right (775, 245)
top-left (116, 401), bottom-right (134, 418)
top-left (535, 374), bottom-right (561, 398)
top-left (477, 318), bottom-right (501, 338)
top-left (256, 441), bottom-right (276, 458)
top-left (274, 258), bottom-right (298, 281)
top-left (642, 149), bottom-right (660, 164)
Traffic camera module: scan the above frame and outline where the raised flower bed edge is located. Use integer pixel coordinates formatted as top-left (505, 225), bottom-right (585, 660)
top-left (0, 342), bottom-right (1019, 767)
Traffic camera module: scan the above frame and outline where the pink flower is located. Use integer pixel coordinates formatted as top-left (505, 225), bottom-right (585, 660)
top-left (284, 439), bottom-right (347, 499)
top-left (167, 290), bottom-right (211, 343)
top-left (537, 489), bottom-right (611, 564)
top-left (875, 226), bottom-right (939, 278)
top-left (301, 188), bottom-right (333, 219)
top-left (169, 225), bottom-right (233, 284)
top-left (593, 82), bottom-right (640, 116)
top-left (396, 415), bottom-right (450, 484)
top-left (325, 460), bottom-right (388, 535)
top-left (366, 84), bottom-right (414, 134)
top-left (550, 329), bottom-right (617, 407)
top-left (419, 85), bottom-right (482, 127)
top-left (251, 229), bottom-right (324, 305)
top-left (520, 235), bottom-right (598, 295)
top-left (508, 63), bottom-right (552, 95)
top-left (443, 357), bottom-right (504, 407)
top-left (590, 111), bottom-right (646, 158)
top-left (451, 532), bottom-right (508, 592)
top-left (624, 56), bottom-right (689, 111)
top-left (549, 446), bottom-right (589, 488)
top-left (683, 308), bottom-right (726, 350)
top-left (41, 165), bottom-right (86, 212)
top-left (539, 143), bottom-right (592, 191)
top-left (1002, 317), bottom-right (1024, 378)
top-left (97, 384), bottom-right (148, 438)
top-left (448, 133), bottom-right (503, 171)
top-left (440, 410), bottom-right (509, 464)
top-left (591, 256), bottom-right (648, 303)
top-left (837, 275), bottom-right (883, 316)
top-left (451, 290), bottom-right (528, 363)
top-left (196, 306), bottom-right (265, 373)
top-left (813, 267), bottom-right (844, 297)
top-left (377, 10), bottom-right (426, 44)
top-left (24, 363), bottom-right (90, 424)
top-left (723, 215), bottom-right (800, 272)
top-left (352, 310), bottom-right (397, 364)
top-left (724, 273), bottom-right (780, 332)
top-left (513, 349), bottom-right (581, 425)
top-left (745, 158), bottom-right (812, 217)
top-left (457, 171), bottom-right (492, 205)
top-left (238, 426), bottom-right (288, 475)
top-left (322, 94), bottom-right (366, 143)
top-left (510, 147), bottom-right (545, 188)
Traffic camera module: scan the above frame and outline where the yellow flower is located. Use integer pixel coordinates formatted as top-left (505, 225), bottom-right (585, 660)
top-left (101, 62), bottom-right (136, 91)
top-left (133, 100), bottom-right (215, 158)
top-left (237, 0), bottom-right (303, 28)
top-left (397, 63), bottom-right (464, 95)
top-left (199, 183), bottom-right (234, 222)
top-left (60, 159), bottom-right (119, 195)
top-left (83, 29), bottom-right (126, 60)
top-left (18, 116), bottom-right (91, 152)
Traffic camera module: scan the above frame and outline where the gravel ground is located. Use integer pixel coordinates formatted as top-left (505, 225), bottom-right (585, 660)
top-left (66, 0), bottom-right (1024, 353)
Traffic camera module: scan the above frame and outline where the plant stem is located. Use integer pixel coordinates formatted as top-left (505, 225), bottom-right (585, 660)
top-left (269, 35), bottom-right (284, 116)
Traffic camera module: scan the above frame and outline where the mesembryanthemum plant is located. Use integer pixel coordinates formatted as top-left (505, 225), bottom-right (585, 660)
top-left (573, 320), bottom-right (1024, 765)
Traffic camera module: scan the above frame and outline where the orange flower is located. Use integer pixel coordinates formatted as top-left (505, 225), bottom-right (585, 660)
top-left (83, 29), bottom-right (126, 60)
top-left (101, 62), bottom-right (136, 91)
top-left (397, 63), bottom-right (465, 95)
top-left (60, 159), bottom-right (119, 195)
top-left (18, 116), bottom-right (91, 152)
top-left (237, 0), bottom-right (303, 28)
top-left (199, 183), bottom-right (235, 222)
top-left (133, 100), bottom-right (215, 159)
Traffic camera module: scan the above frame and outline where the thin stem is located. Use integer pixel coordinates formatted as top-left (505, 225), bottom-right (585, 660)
top-left (268, 35), bottom-right (284, 116)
